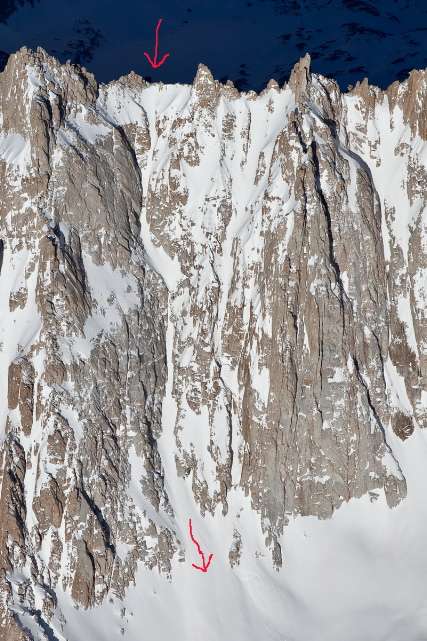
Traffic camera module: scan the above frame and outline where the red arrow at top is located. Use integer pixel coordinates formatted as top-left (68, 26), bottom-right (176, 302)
top-left (144, 18), bottom-right (170, 69)
top-left (188, 518), bottom-right (214, 573)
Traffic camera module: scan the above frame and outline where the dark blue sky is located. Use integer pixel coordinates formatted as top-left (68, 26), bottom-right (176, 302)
top-left (0, 0), bottom-right (426, 91)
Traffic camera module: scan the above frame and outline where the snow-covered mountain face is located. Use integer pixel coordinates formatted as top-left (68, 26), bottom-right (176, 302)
top-left (0, 47), bottom-right (426, 641)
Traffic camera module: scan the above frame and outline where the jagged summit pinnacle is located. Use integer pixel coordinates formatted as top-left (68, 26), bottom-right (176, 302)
top-left (191, 62), bottom-right (220, 107)
top-left (288, 52), bottom-right (311, 99)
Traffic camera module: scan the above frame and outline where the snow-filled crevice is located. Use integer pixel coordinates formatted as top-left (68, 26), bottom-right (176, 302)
top-left (352, 353), bottom-right (406, 486)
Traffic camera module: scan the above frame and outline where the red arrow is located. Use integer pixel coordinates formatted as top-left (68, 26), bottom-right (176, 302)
top-left (188, 518), bottom-right (214, 573)
top-left (144, 18), bottom-right (170, 69)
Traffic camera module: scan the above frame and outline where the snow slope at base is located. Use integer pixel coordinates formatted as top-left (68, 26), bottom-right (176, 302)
top-left (54, 423), bottom-right (427, 641)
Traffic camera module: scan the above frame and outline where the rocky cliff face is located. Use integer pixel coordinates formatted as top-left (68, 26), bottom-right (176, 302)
top-left (0, 47), bottom-right (425, 641)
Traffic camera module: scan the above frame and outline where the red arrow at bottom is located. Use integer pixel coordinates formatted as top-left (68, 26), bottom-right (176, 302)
top-left (189, 518), bottom-right (214, 573)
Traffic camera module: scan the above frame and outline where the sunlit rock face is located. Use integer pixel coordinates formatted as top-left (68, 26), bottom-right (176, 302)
top-left (0, 47), bottom-right (425, 641)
